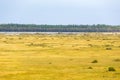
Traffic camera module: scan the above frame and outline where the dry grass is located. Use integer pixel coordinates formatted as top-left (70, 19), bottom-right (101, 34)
top-left (0, 33), bottom-right (120, 80)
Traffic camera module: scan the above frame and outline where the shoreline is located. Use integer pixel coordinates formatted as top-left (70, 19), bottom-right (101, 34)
top-left (0, 32), bottom-right (120, 35)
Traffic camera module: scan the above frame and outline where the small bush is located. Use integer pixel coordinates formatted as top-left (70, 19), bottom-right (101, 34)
top-left (87, 40), bottom-right (90, 41)
top-left (91, 60), bottom-right (98, 63)
top-left (108, 67), bottom-right (116, 71)
top-left (49, 62), bottom-right (52, 64)
top-left (88, 67), bottom-right (93, 69)
top-left (28, 43), bottom-right (47, 47)
top-left (69, 59), bottom-right (73, 61)
top-left (105, 45), bottom-right (113, 47)
top-left (88, 44), bottom-right (93, 47)
top-left (114, 59), bottom-right (120, 62)
top-left (106, 48), bottom-right (112, 50)
top-left (19, 37), bottom-right (22, 40)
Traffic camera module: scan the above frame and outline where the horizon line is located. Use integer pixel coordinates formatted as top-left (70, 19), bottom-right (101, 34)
top-left (0, 23), bottom-right (120, 26)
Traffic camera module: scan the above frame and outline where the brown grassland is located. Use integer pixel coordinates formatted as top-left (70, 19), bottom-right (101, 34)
top-left (0, 33), bottom-right (120, 80)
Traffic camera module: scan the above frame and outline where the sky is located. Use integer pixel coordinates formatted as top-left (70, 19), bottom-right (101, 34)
top-left (0, 0), bottom-right (120, 25)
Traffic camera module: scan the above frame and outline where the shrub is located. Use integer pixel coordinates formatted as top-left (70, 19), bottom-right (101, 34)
top-left (69, 59), bottom-right (73, 61)
top-left (91, 60), bottom-right (98, 63)
top-left (105, 45), bottom-right (113, 47)
top-left (114, 59), bottom-right (120, 62)
top-left (108, 67), bottom-right (116, 71)
top-left (106, 48), bottom-right (112, 50)
top-left (28, 43), bottom-right (47, 47)
top-left (88, 67), bottom-right (93, 69)
top-left (49, 62), bottom-right (52, 64)
top-left (88, 44), bottom-right (93, 47)
top-left (87, 40), bottom-right (90, 41)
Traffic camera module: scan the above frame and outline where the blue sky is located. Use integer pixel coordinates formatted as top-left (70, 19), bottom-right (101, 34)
top-left (0, 0), bottom-right (120, 25)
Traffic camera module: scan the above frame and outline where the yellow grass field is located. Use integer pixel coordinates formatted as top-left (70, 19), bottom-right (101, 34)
top-left (0, 33), bottom-right (120, 80)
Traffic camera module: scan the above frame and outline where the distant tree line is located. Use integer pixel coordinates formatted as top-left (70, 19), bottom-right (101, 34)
top-left (0, 24), bottom-right (120, 32)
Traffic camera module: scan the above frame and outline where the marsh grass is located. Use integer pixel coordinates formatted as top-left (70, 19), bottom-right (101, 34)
top-left (0, 33), bottom-right (120, 80)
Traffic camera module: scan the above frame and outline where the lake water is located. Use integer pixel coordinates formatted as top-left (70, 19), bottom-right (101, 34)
top-left (0, 32), bottom-right (89, 35)
top-left (0, 32), bottom-right (120, 35)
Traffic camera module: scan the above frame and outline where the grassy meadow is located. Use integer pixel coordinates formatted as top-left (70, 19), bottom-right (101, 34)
top-left (0, 33), bottom-right (120, 80)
